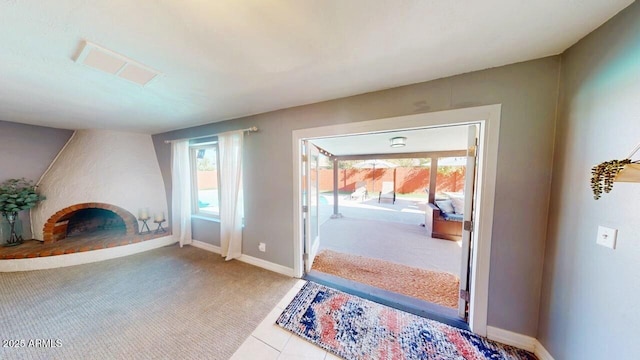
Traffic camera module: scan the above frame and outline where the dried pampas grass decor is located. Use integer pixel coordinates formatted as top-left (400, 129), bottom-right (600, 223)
top-left (590, 142), bottom-right (640, 200)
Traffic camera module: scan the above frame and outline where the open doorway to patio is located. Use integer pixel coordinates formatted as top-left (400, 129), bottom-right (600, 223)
top-left (302, 125), bottom-right (474, 329)
top-left (293, 105), bottom-right (501, 335)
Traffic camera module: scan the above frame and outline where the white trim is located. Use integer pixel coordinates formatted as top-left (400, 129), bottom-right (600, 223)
top-left (534, 340), bottom-right (555, 360)
top-left (486, 326), bottom-right (555, 360)
top-left (486, 326), bottom-right (536, 352)
top-left (191, 240), bottom-right (295, 277)
top-left (191, 239), bottom-right (221, 253)
top-left (293, 138), bottom-right (304, 278)
top-left (191, 214), bottom-right (221, 223)
top-left (0, 235), bottom-right (177, 272)
top-left (311, 236), bottom-right (320, 261)
top-left (291, 104), bottom-right (501, 336)
top-left (237, 254), bottom-right (295, 277)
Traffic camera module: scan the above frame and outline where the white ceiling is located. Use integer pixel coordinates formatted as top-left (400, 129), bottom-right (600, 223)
top-left (0, 1), bottom-right (633, 134)
top-left (311, 125), bottom-right (469, 156)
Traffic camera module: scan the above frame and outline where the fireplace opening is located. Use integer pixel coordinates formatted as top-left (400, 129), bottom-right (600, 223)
top-left (66, 209), bottom-right (126, 237)
top-left (43, 203), bottom-right (138, 243)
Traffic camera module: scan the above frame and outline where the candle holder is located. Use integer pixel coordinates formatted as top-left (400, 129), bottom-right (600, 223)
top-left (138, 217), bottom-right (151, 234)
top-left (154, 219), bottom-right (166, 234)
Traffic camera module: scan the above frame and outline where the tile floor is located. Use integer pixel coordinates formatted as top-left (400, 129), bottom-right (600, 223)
top-left (231, 280), bottom-right (344, 360)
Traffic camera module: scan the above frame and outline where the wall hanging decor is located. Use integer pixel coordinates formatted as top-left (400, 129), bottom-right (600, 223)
top-left (591, 142), bottom-right (640, 199)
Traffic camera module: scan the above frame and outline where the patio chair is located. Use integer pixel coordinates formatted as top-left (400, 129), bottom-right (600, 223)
top-left (378, 181), bottom-right (396, 204)
top-left (350, 181), bottom-right (368, 201)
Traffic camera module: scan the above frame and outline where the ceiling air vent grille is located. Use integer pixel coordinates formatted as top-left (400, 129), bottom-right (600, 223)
top-left (75, 41), bottom-right (160, 86)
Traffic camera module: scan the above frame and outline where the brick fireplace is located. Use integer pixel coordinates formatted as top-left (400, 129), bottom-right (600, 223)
top-left (30, 130), bottom-right (169, 242)
top-left (43, 203), bottom-right (138, 244)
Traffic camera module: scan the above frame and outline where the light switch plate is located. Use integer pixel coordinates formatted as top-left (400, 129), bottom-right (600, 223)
top-left (596, 226), bottom-right (617, 249)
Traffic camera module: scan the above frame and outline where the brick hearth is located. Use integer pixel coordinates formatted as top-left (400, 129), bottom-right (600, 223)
top-left (0, 229), bottom-right (170, 260)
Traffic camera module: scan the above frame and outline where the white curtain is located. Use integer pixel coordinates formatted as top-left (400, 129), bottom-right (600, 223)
top-left (218, 130), bottom-right (244, 260)
top-left (171, 140), bottom-right (192, 247)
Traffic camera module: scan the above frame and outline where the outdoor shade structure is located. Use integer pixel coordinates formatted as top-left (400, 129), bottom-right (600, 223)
top-left (352, 159), bottom-right (398, 193)
top-left (420, 156), bottom-right (467, 203)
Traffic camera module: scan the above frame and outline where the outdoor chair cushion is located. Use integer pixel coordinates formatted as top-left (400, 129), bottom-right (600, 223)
top-left (442, 212), bottom-right (464, 222)
top-left (435, 200), bottom-right (455, 214)
top-left (450, 196), bottom-right (465, 215)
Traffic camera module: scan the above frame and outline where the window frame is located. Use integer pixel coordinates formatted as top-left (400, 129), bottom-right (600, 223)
top-left (189, 142), bottom-right (221, 219)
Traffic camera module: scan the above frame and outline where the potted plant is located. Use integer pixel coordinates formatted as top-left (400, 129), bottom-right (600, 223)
top-left (0, 178), bottom-right (46, 246)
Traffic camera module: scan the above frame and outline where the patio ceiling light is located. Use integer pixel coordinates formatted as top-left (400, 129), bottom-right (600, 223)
top-left (390, 137), bottom-right (407, 148)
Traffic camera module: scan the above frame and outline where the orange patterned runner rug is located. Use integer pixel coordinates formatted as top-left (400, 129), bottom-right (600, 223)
top-left (312, 249), bottom-right (459, 308)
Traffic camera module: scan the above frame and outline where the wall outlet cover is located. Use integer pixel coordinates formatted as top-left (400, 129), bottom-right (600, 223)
top-left (596, 226), bottom-right (617, 249)
top-left (258, 242), bottom-right (266, 252)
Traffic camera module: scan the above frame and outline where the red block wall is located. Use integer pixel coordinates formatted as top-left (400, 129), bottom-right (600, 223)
top-left (318, 168), bottom-right (465, 194)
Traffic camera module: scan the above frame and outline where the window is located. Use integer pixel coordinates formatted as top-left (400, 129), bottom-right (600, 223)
top-left (190, 143), bottom-right (220, 218)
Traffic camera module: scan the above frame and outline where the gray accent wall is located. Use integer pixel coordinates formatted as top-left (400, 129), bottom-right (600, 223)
top-left (0, 120), bottom-right (74, 239)
top-left (538, 2), bottom-right (640, 359)
top-left (153, 56), bottom-right (560, 337)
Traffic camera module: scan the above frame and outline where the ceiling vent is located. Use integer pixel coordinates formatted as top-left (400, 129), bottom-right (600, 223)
top-left (74, 41), bottom-right (161, 86)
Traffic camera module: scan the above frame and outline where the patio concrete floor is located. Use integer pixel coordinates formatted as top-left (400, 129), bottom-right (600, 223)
top-left (317, 195), bottom-right (462, 277)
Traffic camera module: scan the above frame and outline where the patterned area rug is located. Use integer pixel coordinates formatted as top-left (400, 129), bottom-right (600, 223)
top-left (277, 282), bottom-right (537, 360)
top-left (312, 250), bottom-right (459, 308)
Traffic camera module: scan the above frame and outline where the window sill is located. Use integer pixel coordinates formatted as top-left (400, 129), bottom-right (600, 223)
top-left (190, 215), bottom-right (245, 228)
top-left (191, 215), bottom-right (220, 223)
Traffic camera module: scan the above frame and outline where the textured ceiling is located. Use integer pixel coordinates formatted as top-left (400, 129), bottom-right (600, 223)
top-left (0, 0), bottom-right (633, 134)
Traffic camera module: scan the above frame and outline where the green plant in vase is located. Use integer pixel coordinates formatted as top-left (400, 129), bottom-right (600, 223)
top-left (0, 178), bottom-right (46, 246)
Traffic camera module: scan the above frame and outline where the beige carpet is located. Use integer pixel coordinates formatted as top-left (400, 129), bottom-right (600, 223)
top-left (0, 245), bottom-right (298, 360)
top-left (312, 250), bottom-right (460, 308)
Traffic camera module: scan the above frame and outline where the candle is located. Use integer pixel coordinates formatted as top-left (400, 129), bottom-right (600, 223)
top-left (139, 208), bottom-right (149, 220)
top-left (154, 212), bottom-right (165, 222)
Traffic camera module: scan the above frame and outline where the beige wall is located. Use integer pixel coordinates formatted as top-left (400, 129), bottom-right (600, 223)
top-left (538, 2), bottom-right (640, 358)
top-left (153, 56), bottom-right (560, 336)
top-left (0, 121), bottom-right (73, 240)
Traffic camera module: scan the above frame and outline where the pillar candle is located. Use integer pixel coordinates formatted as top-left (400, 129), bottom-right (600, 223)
top-left (139, 208), bottom-right (149, 220)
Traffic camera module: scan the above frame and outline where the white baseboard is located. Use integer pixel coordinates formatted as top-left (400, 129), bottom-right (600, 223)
top-left (533, 340), bottom-right (555, 360)
top-left (486, 326), bottom-right (555, 360)
top-left (237, 253), bottom-right (295, 277)
top-left (190, 240), bottom-right (295, 277)
top-left (191, 239), bottom-right (221, 254)
top-left (0, 235), bottom-right (177, 272)
top-left (486, 326), bottom-right (536, 352)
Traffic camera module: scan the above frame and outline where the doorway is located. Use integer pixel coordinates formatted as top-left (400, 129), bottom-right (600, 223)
top-left (303, 125), bottom-right (475, 327)
top-left (292, 105), bottom-right (501, 336)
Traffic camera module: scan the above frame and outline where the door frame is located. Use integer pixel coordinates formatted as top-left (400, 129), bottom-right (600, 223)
top-left (458, 124), bottom-right (479, 318)
top-left (302, 140), bottom-right (321, 273)
top-left (291, 104), bottom-right (501, 336)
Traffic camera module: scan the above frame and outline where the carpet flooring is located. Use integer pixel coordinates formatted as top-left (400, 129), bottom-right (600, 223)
top-left (312, 250), bottom-right (459, 309)
top-left (0, 245), bottom-right (298, 360)
top-left (277, 282), bottom-right (537, 360)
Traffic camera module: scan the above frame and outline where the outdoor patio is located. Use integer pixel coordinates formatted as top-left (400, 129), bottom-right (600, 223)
top-left (317, 194), bottom-right (461, 276)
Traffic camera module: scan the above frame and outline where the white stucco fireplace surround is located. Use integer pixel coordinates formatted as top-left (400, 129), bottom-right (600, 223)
top-left (2, 129), bottom-right (177, 272)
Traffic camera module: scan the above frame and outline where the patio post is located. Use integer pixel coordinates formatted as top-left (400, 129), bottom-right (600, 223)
top-left (331, 158), bottom-right (343, 219)
top-left (429, 157), bottom-right (438, 203)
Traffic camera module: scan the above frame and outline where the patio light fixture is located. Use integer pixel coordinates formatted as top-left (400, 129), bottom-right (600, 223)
top-left (390, 136), bottom-right (407, 148)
